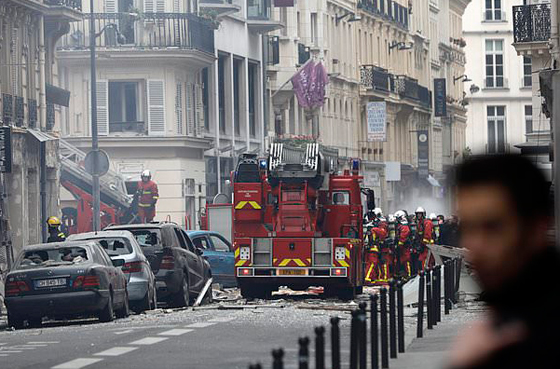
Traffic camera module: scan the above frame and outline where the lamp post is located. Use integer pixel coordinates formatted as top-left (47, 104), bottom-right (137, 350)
top-left (89, 0), bottom-right (100, 231)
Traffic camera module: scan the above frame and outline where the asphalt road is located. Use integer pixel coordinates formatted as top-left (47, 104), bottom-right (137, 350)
top-left (0, 297), bottom-right (360, 369)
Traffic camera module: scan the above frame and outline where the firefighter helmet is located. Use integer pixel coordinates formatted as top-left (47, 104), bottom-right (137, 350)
top-left (394, 210), bottom-right (407, 223)
top-left (415, 207), bottom-right (426, 216)
top-left (388, 214), bottom-right (396, 223)
top-left (374, 207), bottom-right (383, 217)
top-left (47, 216), bottom-right (61, 227)
top-left (141, 169), bottom-right (152, 180)
top-left (429, 213), bottom-right (437, 220)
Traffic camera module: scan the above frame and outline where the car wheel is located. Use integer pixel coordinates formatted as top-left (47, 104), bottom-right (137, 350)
top-left (28, 317), bottom-right (43, 329)
top-left (116, 293), bottom-right (130, 319)
top-left (8, 313), bottom-right (24, 330)
top-left (99, 293), bottom-right (115, 322)
top-left (172, 275), bottom-right (190, 308)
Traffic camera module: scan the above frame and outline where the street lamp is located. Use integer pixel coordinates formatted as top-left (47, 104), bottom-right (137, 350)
top-left (453, 74), bottom-right (472, 84)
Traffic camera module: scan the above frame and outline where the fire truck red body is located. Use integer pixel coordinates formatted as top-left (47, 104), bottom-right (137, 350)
top-left (231, 143), bottom-right (369, 299)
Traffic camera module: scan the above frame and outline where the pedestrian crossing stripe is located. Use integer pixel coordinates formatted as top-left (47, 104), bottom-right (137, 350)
top-left (235, 201), bottom-right (262, 210)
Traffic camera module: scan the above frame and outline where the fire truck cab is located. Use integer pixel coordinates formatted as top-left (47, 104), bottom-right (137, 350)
top-left (232, 142), bottom-right (372, 300)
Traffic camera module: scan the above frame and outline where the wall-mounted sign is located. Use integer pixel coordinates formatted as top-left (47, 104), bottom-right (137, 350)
top-left (434, 78), bottom-right (447, 117)
top-left (418, 130), bottom-right (429, 179)
top-left (0, 127), bottom-right (12, 173)
top-left (367, 101), bottom-right (387, 142)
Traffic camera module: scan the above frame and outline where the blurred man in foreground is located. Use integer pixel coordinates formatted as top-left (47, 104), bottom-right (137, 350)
top-left (449, 155), bottom-right (556, 369)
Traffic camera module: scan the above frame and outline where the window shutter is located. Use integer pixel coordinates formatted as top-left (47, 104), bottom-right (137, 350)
top-left (195, 84), bottom-right (204, 137)
top-left (173, 0), bottom-right (180, 12)
top-left (94, 80), bottom-right (109, 136)
top-left (147, 80), bottom-right (166, 136)
top-left (144, 0), bottom-right (154, 12)
top-left (104, 0), bottom-right (117, 13)
top-left (156, 0), bottom-right (165, 12)
top-left (175, 83), bottom-right (183, 135)
top-left (186, 83), bottom-right (195, 136)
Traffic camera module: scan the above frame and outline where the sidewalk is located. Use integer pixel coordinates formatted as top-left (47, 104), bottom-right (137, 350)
top-left (390, 304), bottom-right (484, 369)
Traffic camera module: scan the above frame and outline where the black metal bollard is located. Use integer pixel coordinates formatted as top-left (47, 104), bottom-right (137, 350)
top-left (389, 280), bottom-right (397, 359)
top-left (397, 280), bottom-right (405, 353)
top-left (272, 349), bottom-right (284, 369)
top-left (330, 317), bottom-right (341, 369)
top-left (359, 309), bottom-right (367, 369)
top-left (455, 258), bottom-right (462, 303)
top-left (315, 327), bottom-right (325, 369)
top-left (426, 269), bottom-right (433, 330)
top-left (380, 288), bottom-right (389, 368)
top-left (435, 265), bottom-right (442, 323)
top-left (417, 271), bottom-right (425, 338)
top-left (450, 258), bottom-right (456, 305)
top-left (444, 261), bottom-right (451, 315)
top-left (431, 269), bottom-right (438, 327)
top-left (298, 337), bottom-right (310, 369)
top-left (371, 294), bottom-right (379, 369)
top-left (350, 310), bottom-right (359, 369)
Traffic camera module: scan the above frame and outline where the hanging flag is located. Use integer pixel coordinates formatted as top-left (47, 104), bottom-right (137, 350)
top-left (291, 60), bottom-right (316, 109)
top-left (310, 62), bottom-right (329, 108)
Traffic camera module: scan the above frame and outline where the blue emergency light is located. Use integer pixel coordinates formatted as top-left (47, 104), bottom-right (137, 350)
top-left (352, 159), bottom-right (360, 171)
top-left (259, 159), bottom-right (268, 169)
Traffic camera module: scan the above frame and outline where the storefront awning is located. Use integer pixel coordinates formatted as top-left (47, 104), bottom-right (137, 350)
top-left (27, 129), bottom-right (58, 143)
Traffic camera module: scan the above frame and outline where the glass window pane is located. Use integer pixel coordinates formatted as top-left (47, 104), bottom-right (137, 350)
top-left (486, 0), bottom-right (492, 9)
top-left (486, 55), bottom-right (494, 64)
top-left (488, 121), bottom-right (496, 153)
top-left (497, 120), bottom-right (505, 153)
top-left (485, 40), bottom-right (493, 52)
top-left (495, 0), bottom-right (501, 10)
top-left (496, 66), bottom-right (503, 76)
top-left (496, 77), bottom-right (504, 87)
top-left (495, 55), bottom-right (503, 64)
top-left (486, 77), bottom-right (494, 87)
top-left (486, 66), bottom-right (494, 76)
top-left (525, 105), bottom-right (533, 115)
top-left (497, 106), bottom-right (505, 116)
top-left (495, 40), bottom-right (503, 51)
top-left (495, 10), bottom-right (501, 20)
top-left (487, 106), bottom-right (495, 116)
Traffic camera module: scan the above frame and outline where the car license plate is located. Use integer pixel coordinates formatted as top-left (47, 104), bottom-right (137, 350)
top-left (278, 269), bottom-right (306, 276)
top-left (35, 278), bottom-right (66, 288)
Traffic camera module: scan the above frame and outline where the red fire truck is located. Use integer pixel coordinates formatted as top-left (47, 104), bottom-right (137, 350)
top-left (230, 142), bottom-right (375, 300)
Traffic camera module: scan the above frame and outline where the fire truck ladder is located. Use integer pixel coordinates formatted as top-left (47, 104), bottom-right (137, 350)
top-left (269, 142), bottom-right (320, 171)
top-left (59, 139), bottom-right (131, 211)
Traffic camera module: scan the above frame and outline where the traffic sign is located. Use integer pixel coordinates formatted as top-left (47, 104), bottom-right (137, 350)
top-left (84, 149), bottom-right (110, 176)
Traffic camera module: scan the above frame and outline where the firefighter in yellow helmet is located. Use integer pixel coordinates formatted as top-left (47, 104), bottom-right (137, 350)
top-left (47, 216), bottom-right (66, 243)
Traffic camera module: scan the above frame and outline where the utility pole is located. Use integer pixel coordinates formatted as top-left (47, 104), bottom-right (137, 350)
top-left (90, 0), bottom-right (101, 231)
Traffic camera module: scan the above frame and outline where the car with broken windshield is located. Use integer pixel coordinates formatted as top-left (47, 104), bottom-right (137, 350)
top-left (4, 241), bottom-right (129, 329)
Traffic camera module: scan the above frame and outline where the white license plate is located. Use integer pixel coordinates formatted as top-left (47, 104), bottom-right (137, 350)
top-left (35, 278), bottom-right (66, 288)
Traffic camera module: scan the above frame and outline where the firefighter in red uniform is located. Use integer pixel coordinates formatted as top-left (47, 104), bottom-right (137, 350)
top-left (415, 207), bottom-right (433, 272)
top-left (374, 210), bottom-right (391, 283)
top-left (364, 209), bottom-right (387, 284)
top-left (394, 210), bottom-right (412, 278)
top-left (136, 170), bottom-right (159, 223)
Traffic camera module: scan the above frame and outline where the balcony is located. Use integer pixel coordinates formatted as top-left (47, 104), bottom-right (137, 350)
top-left (43, 0), bottom-right (83, 21)
top-left (58, 13), bottom-right (215, 56)
top-left (360, 65), bottom-right (391, 93)
top-left (396, 76), bottom-right (419, 101)
top-left (246, 0), bottom-right (283, 33)
top-left (358, 0), bottom-right (409, 31)
top-left (200, 0), bottom-right (240, 17)
top-left (513, 4), bottom-right (551, 57)
top-left (418, 85), bottom-right (432, 110)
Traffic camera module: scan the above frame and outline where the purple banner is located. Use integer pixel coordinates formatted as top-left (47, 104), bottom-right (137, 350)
top-left (291, 61), bottom-right (329, 110)
top-left (310, 62), bottom-right (328, 108)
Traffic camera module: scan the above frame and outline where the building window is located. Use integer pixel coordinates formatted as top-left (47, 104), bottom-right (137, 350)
top-left (485, 0), bottom-right (503, 21)
top-left (218, 56), bottom-right (226, 134)
top-left (485, 39), bottom-right (504, 88)
top-left (487, 106), bottom-right (506, 154)
top-left (523, 56), bottom-right (532, 87)
top-left (525, 105), bottom-right (533, 136)
top-left (108, 81), bottom-right (143, 133)
top-left (233, 59), bottom-right (241, 136)
top-left (202, 68), bottom-right (209, 132)
top-left (248, 62), bottom-right (258, 137)
top-left (311, 13), bottom-right (318, 46)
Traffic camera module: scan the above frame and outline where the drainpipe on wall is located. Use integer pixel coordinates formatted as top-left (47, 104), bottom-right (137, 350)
top-left (550, 0), bottom-right (560, 67)
top-left (40, 142), bottom-right (47, 243)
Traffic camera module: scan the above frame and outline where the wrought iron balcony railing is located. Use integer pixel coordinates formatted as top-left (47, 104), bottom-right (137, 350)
top-left (513, 3), bottom-right (551, 43)
top-left (360, 65), bottom-right (391, 92)
top-left (358, 0), bottom-right (409, 30)
top-left (58, 13), bottom-right (215, 55)
top-left (418, 85), bottom-right (431, 110)
top-left (396, 75), bottom-right (419, 101)
top-left (45, 0), bottom-right (82, 11)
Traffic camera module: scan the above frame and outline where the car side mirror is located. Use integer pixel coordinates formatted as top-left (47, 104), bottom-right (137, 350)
top-left (112, 259), bottom-right (125, 268)
top-left (195, 248), bottom-right (204, 256)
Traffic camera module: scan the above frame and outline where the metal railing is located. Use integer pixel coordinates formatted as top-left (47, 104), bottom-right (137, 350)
top-left (58, 13), bottom-right (215, 54)
top-left (513, 3), bottom-right (551, 43)
top-left (396, 75), bottom-right (419, 100)
top-left (358, 0), bottom-right (409, 30)
top-left (45, 0), bottom-right (82, 11)
top-left (360, 65), bottom-right (391, 92)
top-left (418, 85), bottom-right (432, 110)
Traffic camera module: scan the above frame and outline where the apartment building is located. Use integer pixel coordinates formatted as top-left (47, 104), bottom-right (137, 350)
top-left (464, 0), bottom-right (534, 157)
top-left (58, 0), bottom-right (217, 226)
top-left (0, 0), bottom-right (81, 266)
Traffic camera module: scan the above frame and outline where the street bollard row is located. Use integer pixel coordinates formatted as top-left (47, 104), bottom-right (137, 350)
top-left (250, 258), bottom-right (464, 369)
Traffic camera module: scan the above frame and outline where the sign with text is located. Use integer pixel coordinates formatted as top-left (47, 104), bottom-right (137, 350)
top-left (417, 130), bottom-right (429, 179)
top-left (434, 78), bottom-right (447, 117)
top-left (364, 171), bottom-right (381, 188)
top-left (0, 126), bottom-right (12, 173)
top-left (366, 101), bottom-right (387, 142)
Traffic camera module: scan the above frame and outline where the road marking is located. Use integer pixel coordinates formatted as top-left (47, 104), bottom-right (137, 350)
top-left (28, 341), bottom-right (60, 344)
top-left (0, 354), bottom-right (8, 357)
top-left (0, 343), bottom-right (6, 346)
top-left (0, 351), bottom-right (22, 353)
top-left (208, 317), bottom-right (236, 323)
top-left (52, 358), bottom-right (104, 369)
top-left (114, 329), bottom-right (134, 335)
top-left (129, 337), bottom-right (169, 345)
top-left (94, 347), bottom-right (138, 357)
top-left (158, 329), bottom-right (193, 336)
top-left (24, 344), bottom-right (48, 347)
top-left (185, 322), bottom-right (216, 328)
top-left (10, 346), bottom-right (39, 350)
